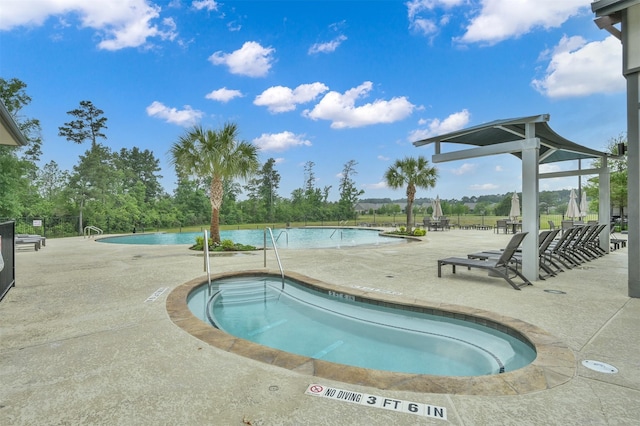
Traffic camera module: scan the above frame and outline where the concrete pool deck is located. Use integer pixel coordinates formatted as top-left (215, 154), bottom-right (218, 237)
top-left (1, 229), bottom-right (638, 425)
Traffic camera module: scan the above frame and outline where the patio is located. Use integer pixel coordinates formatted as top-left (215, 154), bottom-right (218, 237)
top-left (0, 229), bottom-right (637, 425)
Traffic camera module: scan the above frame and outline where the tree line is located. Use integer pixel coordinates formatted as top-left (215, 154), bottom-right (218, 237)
top-left (1, 77), bottom-right (626, 240)
top-left (1, 78), bottom-right (440, 240)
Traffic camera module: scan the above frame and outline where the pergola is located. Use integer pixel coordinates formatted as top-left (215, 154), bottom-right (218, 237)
top-left (413, 114), bottom-right (613, 282)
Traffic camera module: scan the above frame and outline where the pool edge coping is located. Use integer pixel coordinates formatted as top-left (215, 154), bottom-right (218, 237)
top-left (166, 270), bottom-right (576, 396)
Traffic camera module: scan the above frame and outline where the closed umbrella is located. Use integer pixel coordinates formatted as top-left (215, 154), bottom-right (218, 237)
top-left (433, 195), bottom-right (443, 220)
top-left (566, 189), bottom-right (580, 219)
top-left (579, 191), bottom-right (588, 219)
top-left (509, 192), bottom-right (520, 220)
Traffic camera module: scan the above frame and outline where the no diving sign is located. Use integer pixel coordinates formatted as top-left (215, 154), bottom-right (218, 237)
top-left (305, 384), bottom-right (447, 421)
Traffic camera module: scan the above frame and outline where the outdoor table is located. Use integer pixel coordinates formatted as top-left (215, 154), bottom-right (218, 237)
top-left (506, 221), bottom-right (522, 234)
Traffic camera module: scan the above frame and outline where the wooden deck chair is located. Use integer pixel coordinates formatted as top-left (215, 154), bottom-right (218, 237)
top-left (437, 232), bottom-right (531, 290)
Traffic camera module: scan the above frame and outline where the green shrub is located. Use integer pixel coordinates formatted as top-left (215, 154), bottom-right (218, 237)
top-left (220, 239), bottom-right (235, 250)
top-left (191, 236), bottom-right (256, 252)
top-left (413, 228), bottom-right (426, 236)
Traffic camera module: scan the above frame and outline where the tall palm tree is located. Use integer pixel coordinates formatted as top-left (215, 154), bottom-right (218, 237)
top-left (169, 123), bottom-right (259, 243)
top-left (384, 156), bottom-right (438, 233)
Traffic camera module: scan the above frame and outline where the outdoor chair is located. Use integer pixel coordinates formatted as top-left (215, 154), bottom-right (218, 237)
top-left (548, 220), bottom-right (556, 230)
top-left (467, 229), bottom-right (561, 280)
top-left (583, 224), bottom-right (607, 257)
top-left (437, 232), bottom-right (532, 290)
top-left (546, 226), bottom-right (584, 268)
top-left (15, 235), bottom-right (44, 251)
top-left (561, 220), bottom-right (574, 234)
top-left (494, 219), bottom-right (508, 234)
top-left (610, 223), bottom-right (627, 250)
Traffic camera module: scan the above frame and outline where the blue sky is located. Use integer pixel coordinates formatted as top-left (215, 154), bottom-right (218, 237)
top-left (0, 0), bottom-right (627, 201)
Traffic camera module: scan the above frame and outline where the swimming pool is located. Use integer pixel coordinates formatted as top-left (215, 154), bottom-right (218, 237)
top-left (98, 227), bottom-right (406, 249)
top-left (187, 275), bottom-right (536, 377)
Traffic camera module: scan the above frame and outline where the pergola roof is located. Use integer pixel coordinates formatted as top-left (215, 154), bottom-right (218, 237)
top-left (413, 114), bottom-right (611, 164)
top-left (0, 99), bottom-right (28, 147)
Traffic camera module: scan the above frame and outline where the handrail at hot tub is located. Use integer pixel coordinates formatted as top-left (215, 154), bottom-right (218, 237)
top-left (264, 227), bottom-right (285, 289)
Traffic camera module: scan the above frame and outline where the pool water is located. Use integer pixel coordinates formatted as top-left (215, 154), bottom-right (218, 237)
top-left (98, 228), bottom-right (405, 249)
top-left (187, 276), bottom-right (536, 377)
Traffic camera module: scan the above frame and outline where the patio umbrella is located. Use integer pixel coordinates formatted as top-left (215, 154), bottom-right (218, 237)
top-left (433, 195), bottom-right (443, 220)
top-left (579, 191), bottom-right (588, 218)
top-left (509, 192), bottom-right (520, 220)
top-left (565, 189), bottom-right (580, 219)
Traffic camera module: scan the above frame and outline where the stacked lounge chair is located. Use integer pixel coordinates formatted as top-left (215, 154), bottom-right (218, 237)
top-left (15, 234), bottom-right (46, 251)
top-left (438, 223), bottom-right (612, 290)
top-left (467, 229), bottom-right (561, 280)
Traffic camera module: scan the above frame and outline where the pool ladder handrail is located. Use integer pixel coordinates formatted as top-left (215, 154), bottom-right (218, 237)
top-left (275, 229), bottom-right (288, 245)
top-left (330, 228), bottom-right (343, 239)
top-left (264, 227), bottom-right (285, 289)
top-left (83, 225), bottom-right (103, 238)
top-left (203, 230), bottom-right (212, 295)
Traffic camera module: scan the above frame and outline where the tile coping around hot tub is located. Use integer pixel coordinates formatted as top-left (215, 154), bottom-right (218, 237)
top-left (166, 269), bottom-right (576, 396)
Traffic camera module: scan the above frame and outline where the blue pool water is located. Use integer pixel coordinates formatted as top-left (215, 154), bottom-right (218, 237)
top-left (187, 276), bottom-right (536, 376)
top-left (98, 228), bottom-right (405, 249)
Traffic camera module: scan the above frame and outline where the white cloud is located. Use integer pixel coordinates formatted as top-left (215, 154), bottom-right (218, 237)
top-left (252, 131), bottom-right (312, 152)
top-left (303, 81), bottom-right (415, 129)
top-left (469, 183), bottom-right (499, 191)
top-left (254, 83), bottom-right (329, 113)
top-left (458, 0), bottom-right (590, 45)
top-left (408, 109), bottom-right (470, 141)
top-left (205, 87), bottom-right (243, 102)
top-left (378, 155), bottom-right (390, 161)
top-left (309, 35), bottom-right (347, 54)
top-left (146, 101), bottom-right (203, 126)
top-left (495, 165), bottom-right (504, 172)
top-left (451, 163), bottom-right (477, 175)
top-left (209, 41), bottom-right (275, 77)
top-left (363, 181), bottom-right (389, 190)
top-left (406, 0), bottom-right (464, 36)
top-left (192, 0), bottom-right (218, 11)
top-left (0, 0), bottom-right (178, 50)
top-left (532, 35), bottom-right (624, 98)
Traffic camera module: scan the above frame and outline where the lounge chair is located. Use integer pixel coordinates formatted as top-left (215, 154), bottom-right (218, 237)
top-left (15, 235), bottom-right (45, 251)
top-left (437, 232), bottom-right (532, 290)
top-left (16, 234), bottom-right (46, 247)
top-left (609, 223), bottom-right (627, 250)
top-left (546, 226), bottom-right (583, 267)
top-left (468, 229), bottom-right (561, 280)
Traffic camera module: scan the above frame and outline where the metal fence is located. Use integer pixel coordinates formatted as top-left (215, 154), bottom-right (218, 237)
top-left (0, 217), bottom-right (80, 238)
top-left (1, 221), bottom-right (15, 302)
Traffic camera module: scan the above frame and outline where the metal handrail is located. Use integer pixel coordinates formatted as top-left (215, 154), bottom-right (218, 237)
top-left (264, 227), bottom-right (285, 289)
top-left (203, 230), bottom-right (211, 296)
top-left (83, 225), bottom-right (103, 238)
top-left (330, 229), bottom-right (343, 239)
top-left (275, 230), bottom-right (288, 246)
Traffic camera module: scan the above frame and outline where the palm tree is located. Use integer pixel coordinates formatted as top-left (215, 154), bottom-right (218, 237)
top-left (384, 156), bottom-right (438, 233)
top-left (169, 123), bottom-right (259, 243)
